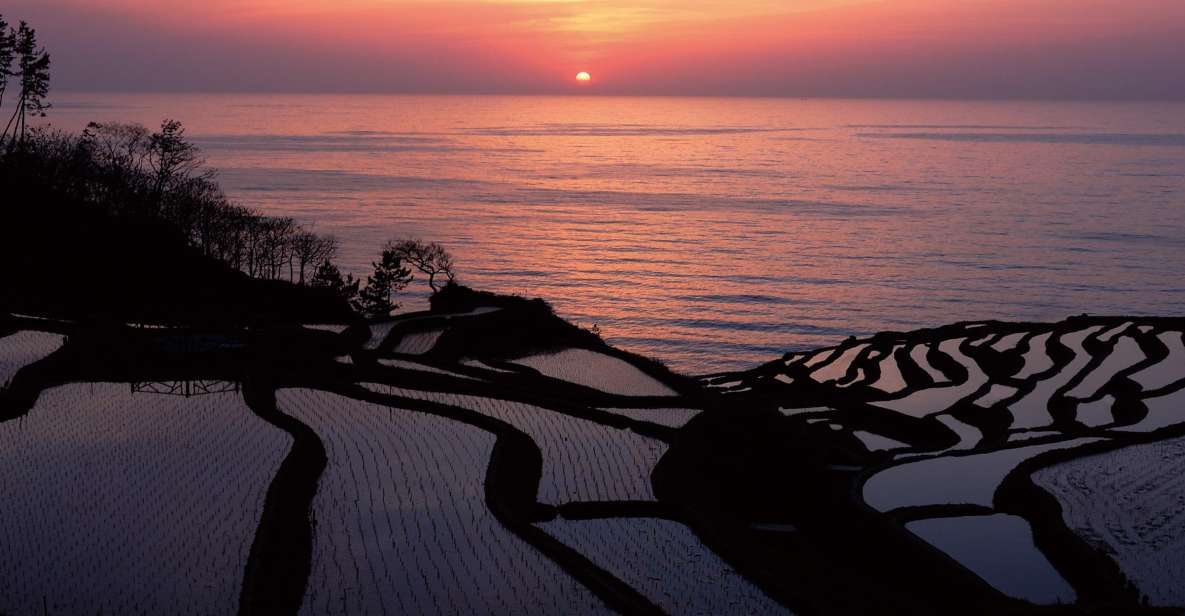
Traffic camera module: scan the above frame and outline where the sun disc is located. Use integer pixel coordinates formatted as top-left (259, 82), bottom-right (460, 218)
top-left (576, 71), bottom-right (592, 82)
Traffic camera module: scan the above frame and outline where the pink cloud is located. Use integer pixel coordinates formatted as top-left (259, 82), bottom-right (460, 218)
top-left (5, 0), bottom-right (1182, 98)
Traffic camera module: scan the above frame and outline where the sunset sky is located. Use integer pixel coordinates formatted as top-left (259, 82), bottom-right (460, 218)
top-left (10, 0), bottom-right (1185, 99)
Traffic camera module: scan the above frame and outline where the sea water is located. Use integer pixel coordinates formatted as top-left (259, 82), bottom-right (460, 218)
top-left (43, 94), bottom-right (1185, 372)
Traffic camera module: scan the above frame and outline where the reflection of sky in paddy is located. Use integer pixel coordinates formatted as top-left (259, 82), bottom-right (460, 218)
top-left (906, 514), bottom-right (1075, 605)
top-left (44, 95), bottom-right (1185, 373)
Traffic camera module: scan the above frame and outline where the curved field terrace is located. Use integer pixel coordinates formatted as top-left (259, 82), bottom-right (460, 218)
top-left (0, 384), bottom-right (289, 615)
top-left (2, 305), bottom-right (1184, 615)
top-left (707, 315), bottom-right (1185, 611)
top-left (0, 330), bottom-right (66, 390)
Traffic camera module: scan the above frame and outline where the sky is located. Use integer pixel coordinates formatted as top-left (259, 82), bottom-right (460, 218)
top-left (6, 0), bottom-right (1185, 99)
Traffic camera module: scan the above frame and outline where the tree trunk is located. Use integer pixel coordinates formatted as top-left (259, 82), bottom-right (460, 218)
top-left (1, 93), bottom-right (21, 145)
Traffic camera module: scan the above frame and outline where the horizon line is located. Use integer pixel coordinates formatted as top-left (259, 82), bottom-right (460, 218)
top-left (48, 89), bottom-right (1185, 104)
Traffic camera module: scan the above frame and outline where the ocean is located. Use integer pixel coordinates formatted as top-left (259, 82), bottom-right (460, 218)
top-left (42, 94), bottom-right (1185, 373)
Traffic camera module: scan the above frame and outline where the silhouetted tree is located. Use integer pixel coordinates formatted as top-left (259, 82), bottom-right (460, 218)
top-left (257, 216), bottom-right (296, 280)
top-left (293, 230), bottom-right (338, 285)
top-left (148, 119), bottom-right (206, 211)
top-left (2, 21), bottom-right (50, 148)
top-left (162, 174), bottom-right (221, 244)
top-left (387, 238), bottom-right (455, 293)
top-left (310, 259), bottom-right (359, 302)
top-left (4, 113), bottom-right (353, 294)
top-left (353, 248), bottom-right (413, 318)
top-left (0, 16), bottom-right (15, 112)
top-left (82, 122), bottom-right (150, 170)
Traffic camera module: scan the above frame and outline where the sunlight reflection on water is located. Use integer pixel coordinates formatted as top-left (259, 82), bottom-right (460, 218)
top-left (43, 95), bottom-right (1185, 373)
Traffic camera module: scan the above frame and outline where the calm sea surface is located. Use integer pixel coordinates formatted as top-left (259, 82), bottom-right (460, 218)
top-left (44, 94), bottom-right (1185, 373)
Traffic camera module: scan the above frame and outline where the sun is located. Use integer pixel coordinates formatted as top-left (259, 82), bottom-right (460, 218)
top-left (575, 71), bottom-right (592, 83)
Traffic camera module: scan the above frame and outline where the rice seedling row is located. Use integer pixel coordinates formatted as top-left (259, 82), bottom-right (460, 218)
top-left (0, 384), bottom-right (290, 616)
top-left (0, 331), bottom-right (66, 390)
top-left (598, 407), bottom-right (702, 429)
top-left (363, 384), bottom-right (666, 504)
top-left (512, 349), bottom-right (678, 397)
top-left (1032, 434), bottom-right (1185, 606)
top-left (276, 388), bottom-right (610, 615)
top-left (364, 322), bottom-right (398, 351)
top-left (392, 330), bottom-right (444, 355)
top-left (538, 517), bottom-right (788, 616)
top-left (378, 358), bottom-right (481, 380)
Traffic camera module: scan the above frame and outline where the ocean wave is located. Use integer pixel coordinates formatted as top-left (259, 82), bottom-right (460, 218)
top-left (463, 123), bottom-right (801, 137)
top-left (859, 132), bottom-right (1185, 146)
top-left (847, 124), bottom-right (1088, 130)
top-left (216, 167), bottom-right (492, 193)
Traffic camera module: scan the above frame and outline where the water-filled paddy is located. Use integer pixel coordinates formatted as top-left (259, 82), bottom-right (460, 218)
top-left (1034, 435), bottom-right (1185, 607)
top-left (906, 515), bottom-right (1075, 605)
top-left (364, 384), bottom-right (667, 503)
top-left (863, 439), bottom-right (1101, 511)
top-left (0, 384), bottom-right (289, 615)
top-left (278, 389), bottom-right (609, 615)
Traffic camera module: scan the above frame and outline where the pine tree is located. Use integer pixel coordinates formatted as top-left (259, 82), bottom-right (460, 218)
top-left (353, 249), bottom-right (413, 318)
top-left (388, 238), bottom-right (456, 293)
top-left (310, 259), bottom-right (359, 302)
top-left (2, 21), bottom-right (50, 148)
top-left (149, 119), bottom-right (202, 198)
top-left (0, 16), bottom-right (15, 112)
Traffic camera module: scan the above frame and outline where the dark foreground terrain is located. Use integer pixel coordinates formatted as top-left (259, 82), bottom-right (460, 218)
top-left (2, 293), bottom-right (1184, 615)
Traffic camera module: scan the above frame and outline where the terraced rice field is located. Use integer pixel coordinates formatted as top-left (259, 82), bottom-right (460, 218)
top-left (363, 384), bottom-right (666, 504)
top-left (863, 439), bottom-right (1102, 511)
top-left (933, 414), bottom-right (982, 450)
top-left (598, 407), bottom-right (702, 429)
top-left (851, 430), bottom-right (910, 452)
top-left (1064, 337), bottom-right (1143, 399)
top-left (3, 313), bottom-right (1182, 613)
top-left (1131, 333), bottom-right (1185, 390)
top-left (909, 344), bottom-right (948, 383)
top-left (1016, 333), bottom-right (1055, 379)
top-left (538, 518), bottom-right (787, 615)
top-left (870, 347), bottom-right (906, 392)
top-left (809, 344), bottom-right (867, 384)
top-left (364, 322), bottom-right (398, 350)
top-left (1118, 388), bottom-right (1185, 433)
top-left (975, 384), bottom-right (1017, 408)
top-left (715, 319), bottom-right (1185, 444)
top-left (303, 324), bottom-right (350, 334)
top-left (1008, 327), bottom-right (1103, 429)
top-left (1033, 436), bottom-right (1185, 607)
top-left (905, 515), bottom-right (1074, 604)
top-left (711, 317), bottom-right (1185, 608)
top-left (277, 389), bottom-right (609, 615)
top-left (0, 384), bottom-right (290, 615)
top-left (460, 358), bottom-right (514, 372)
top-left (379, 358), bottom-right (480, 380)
top-left (0, 330), bottom-right (66, 388)
top-left (512, 349), bottom-right (677, 397)
top-left (395, 307), bottom-right (502, 325)
top-left (392, 330), bottom-right (444, 355)
top-left (874, 340), bottom-right (986, 417)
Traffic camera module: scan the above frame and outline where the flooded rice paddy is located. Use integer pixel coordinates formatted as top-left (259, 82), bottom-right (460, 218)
top-left (2, 309), bottom-right (1185, 612)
